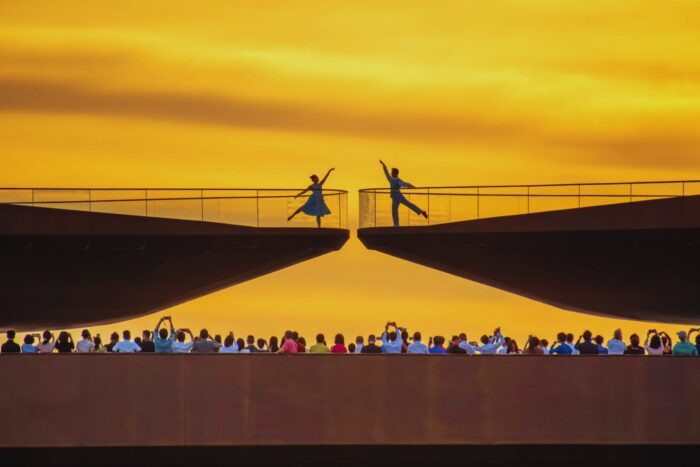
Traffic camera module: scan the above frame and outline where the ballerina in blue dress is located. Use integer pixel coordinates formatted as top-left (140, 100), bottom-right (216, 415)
top-left (287, 168), bottom-right (335, 228)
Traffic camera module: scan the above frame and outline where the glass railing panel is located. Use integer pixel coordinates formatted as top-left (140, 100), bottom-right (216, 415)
top-left (145, 190), bottom-right (203, 222)
top-left (89, 190), bottom-right (148, 216)
top-left (528, 185), bottom-right (581, 214)
top-left (405, 191), bottom-right (429, 226)
top-left (359, 191), bottom-right (376, 228)
top-left (683, 181), bottom-right (700, 197)
top-left (201, 190), bottom-right (257, 226)
top-left (476, 186), bottom-right (528, 219)
top-left (630, 181), bottom-right (684, 202)
top-left (579, 183), bottom-right (631, 208)
top-left (0, 189), bottom-right (33, 204)
top-left (31, 189), bottom-right (91, 212)
top-left (430, 187), bottom-right (478, 224)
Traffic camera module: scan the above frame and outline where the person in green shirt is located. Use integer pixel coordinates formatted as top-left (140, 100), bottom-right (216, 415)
top-left (672, 330), bottom-right (698, 356)
top-left (309, 333), bottom-right (330, 353)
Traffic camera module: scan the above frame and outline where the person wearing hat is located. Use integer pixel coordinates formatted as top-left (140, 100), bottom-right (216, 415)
top-left (671, 330), bottom-right (698, 356)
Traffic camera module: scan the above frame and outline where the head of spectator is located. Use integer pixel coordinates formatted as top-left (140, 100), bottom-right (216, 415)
top-left (316, 333), bottom-right (325, 344)
top-left (348, 343), bottom-right (356, 353)
top-left (594, 335), bottom-right (604, 346)
top-left (368, 334), bottom-right (376, 345)
top-left (110, 332), bottom-right (119, 344)
top-left (176, 331), bottom-right (186, 343)
top-left (650, 333), bottom-right (662, 349)
top-left (414, 331), bottom-right (422, 343)
top-left (214, 334), bottom-right (222, 344)
top-left (435, 336), bottom-right (446, 347)
top-left (507, 339), bottom-right (519, 354)
top-left (81, 329), bottom-right (91, 340)
top-left (614, 329), bottom-right (622, 340)
top-left (57, 331), bottom-right (70, 343)
top-left (401, 329), bottom-right (409, 342)
top-left (292, 331), bottom-right (299, 342)
top-left (224, 334), bottom-right (234, 348)
top-left (123, 330), bottom-right (131, 341)
top-left (41, 330), bottom-right (52, 344)
top-left (566, 333), bottom-right (575, 344)
top-left (159, 327), bottom-right (169, 339)
top-left (528, 335), bottom-right (540, 349)
top-left (199, 329), bottom-right (209, 340)
top-left (335, 334), bottom-right (345, 345)
top-left (502, 336), bottom-right (511, 348)
top-left (450, 335), bottom-right (460, 346)
top-left (94, 335), bottom-right (103, 350)
top-left (269, 336), bottom-right (279, 352)
top-left (388, 330), bottom-right (397, 342)
top-left (6, 329), bottom-right (16, 342)
top-left (134, 336), bottom-right (142, 345)
top-left (582, 330), bottom-right (592, 342)
top-left (630, 333), bottom-right (641, 347)
top-left (247, 335), bottom-right (255, 346)
top-left (236, 337), bottom-right (245, 349)
top-left (284, 330), bottom-right (293, 341)
top-left (257, 338), bottom-right (267, 350)
top-left (480, 334), bottom-right (489, 345)
top-left (677, 330), bottom-right (687, 342)
top-left (459, 333), bottom-right (467, 343)
top-left (557, 332), bottom-right (567, 344)
top-left (540, 338), bottom-right (549, 348)
top-left (142, 330), bottom-right (151, 342)
top-left (355, 336), bottom-right (364, 346)
top-left (24, 334), bottom-right (35, 345)
top-left (696, 334), bottom-right (700, 346)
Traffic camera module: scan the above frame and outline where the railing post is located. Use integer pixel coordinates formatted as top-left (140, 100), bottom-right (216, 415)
top-left (338, 191), bottom-right (341, 228)
top-left (476, 187), bottom-right (480, 219)
top-left (374, 191), bottom-right (377, 227)
top-left (145, 190), bottom-right (148, 217)
top-left (200, 189), bottom-right (204, 222)
top-left (427, 188), bottom-right (431, 226)
top-left (256, 190), bottom-right (260, 227)
top-left (526, 186), bottom-right (530, 214)
top-left (88, 189), bottom-right (92, 212)
top-left (578, 185), bottom-right (581, 209)
top-left (31, 189), bottom-right (34, 207)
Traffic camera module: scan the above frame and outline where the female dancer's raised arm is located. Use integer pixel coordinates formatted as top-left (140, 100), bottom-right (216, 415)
top-left (319, 167), bottom-right (335, 185)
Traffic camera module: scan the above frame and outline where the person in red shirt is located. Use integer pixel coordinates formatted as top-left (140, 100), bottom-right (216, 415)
top-left (331, 334), bottom-right (347, 353)
top-left (278, 330), bottom-right (298, 354)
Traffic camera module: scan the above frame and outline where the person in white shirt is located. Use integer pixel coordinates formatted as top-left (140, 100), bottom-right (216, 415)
top-left (407, 332), bottom-right (429, 354)
top-left (172, 329), bottom-right (195, 353)
top-left (112, 330), bottom-right (141, 353)
top-left (354, 336), bottom-right (364, 353)
top-left (36, 330), bottom-right (56, 354)
top-left (607, 329), bottom-right (626, 355)
top-left (381, 321), bottom-right (403, 353)
top-left (473, 328), bottom-right (504, 354)
top-left (540, 339), bottom-right (550, 355)
top-left (76, 329), bottom-right (95, 353)
top-left (644, 329), bottom-right (665, 355)
top-left (219, 333), bottom-right (239, 353)
top-left (565, 333), bottom-right (580, 355)
top-left (457, 333), bottom-right (477, 355)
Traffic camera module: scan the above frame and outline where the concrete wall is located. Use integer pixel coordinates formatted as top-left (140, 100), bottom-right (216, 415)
top-left (1, 354), bottom-right (699, 447)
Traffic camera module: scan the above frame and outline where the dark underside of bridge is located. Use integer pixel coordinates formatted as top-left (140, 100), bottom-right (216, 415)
top-left (359, 195), bottom-right (700, 323)
top-left (0, 204), bottom-right (348, 329)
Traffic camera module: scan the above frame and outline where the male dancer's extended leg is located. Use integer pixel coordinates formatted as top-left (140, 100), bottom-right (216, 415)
top-left (398, 195), bottom-right (427, 218)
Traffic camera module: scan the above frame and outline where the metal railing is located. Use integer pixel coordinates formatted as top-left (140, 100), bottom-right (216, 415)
top-left (0, 188), bottom-right (348, 229)
top-left (359, 180), bottom-right (700, 228)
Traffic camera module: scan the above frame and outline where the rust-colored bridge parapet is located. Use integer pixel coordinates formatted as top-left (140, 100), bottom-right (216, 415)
top-left (1, 354), bottom-right (699, 447)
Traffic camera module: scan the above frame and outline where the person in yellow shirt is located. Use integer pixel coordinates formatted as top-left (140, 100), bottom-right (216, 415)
top-left (309, 333), bottom-right (330, 353)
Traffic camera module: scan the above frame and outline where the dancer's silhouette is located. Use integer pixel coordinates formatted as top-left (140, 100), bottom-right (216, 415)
top-left (288, 168), bottom-right (335, 228)
top-left (379, 160), bottom-right (427, 227)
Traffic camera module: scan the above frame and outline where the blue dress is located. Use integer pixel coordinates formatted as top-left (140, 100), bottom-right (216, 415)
top-left (300, 183), bottom-right (331, 217)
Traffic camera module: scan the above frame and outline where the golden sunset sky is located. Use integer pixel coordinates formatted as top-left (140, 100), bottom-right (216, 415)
top-left (2, 1), bottom-right (699, 345)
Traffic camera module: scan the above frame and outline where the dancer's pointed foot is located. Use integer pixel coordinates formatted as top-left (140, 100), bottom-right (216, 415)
top-left (421, 210), bottom-right (428, 219)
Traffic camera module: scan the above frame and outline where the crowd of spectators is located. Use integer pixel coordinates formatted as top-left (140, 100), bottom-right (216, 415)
top-left (2, 317), bottom-right (699, 356)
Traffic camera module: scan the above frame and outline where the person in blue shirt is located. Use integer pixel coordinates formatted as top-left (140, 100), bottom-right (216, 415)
top-left (549, 332), bottom-right (573, 355)
top-left (594, 335), bottom-right (609, 354)
top-left (407, 331), bottom-right (429, 354)
top-left (381, 321), bottom-right (404, 353)
top-left (153, 315), bottom-right (176, 353)
top-left (607, 329), bottom-right (626, 355)
top-left (429, 336), bottom-right (447, 354)
top-left (379, 160), bottom-right (428, 227)
top-left (21, 334), bottom-right (38, 353)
